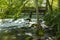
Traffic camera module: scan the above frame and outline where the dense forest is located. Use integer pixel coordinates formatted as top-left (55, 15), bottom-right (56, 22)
top-left (0, 0), bottom-right (60, 40)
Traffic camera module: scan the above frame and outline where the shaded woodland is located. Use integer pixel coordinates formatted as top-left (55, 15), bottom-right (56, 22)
top-left (0, 0), bottom-right (60, 40)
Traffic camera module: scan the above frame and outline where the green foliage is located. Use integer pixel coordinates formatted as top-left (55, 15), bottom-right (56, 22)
top-left (44, 9), bottom-right (60, 26)
top-left (25, 36), bottom-right (32, 40)
top-left (38, 30), bottom-right (44, 36)
top-left (0, 0), bottom-right (29, 19)
top-left (0, 0), bottom-right (59, 40)
top-left (44, 9), bottom-right (60, 39)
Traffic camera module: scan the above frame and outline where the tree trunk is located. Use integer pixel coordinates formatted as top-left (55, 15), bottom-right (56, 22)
top-left (33, 0), bottom-right (42, 40)
top-left (58, 0), bottom-right (60, 10)
top-left (46, 0), bottom-right (53, 13)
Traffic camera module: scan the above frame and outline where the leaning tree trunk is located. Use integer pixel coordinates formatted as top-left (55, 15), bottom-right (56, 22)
top-left (58, 0), bottom-right (60, 9)
top-left (58, 0), bottom-right (60, 10)
top-left (46, 0), bottom-right (53, 13)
